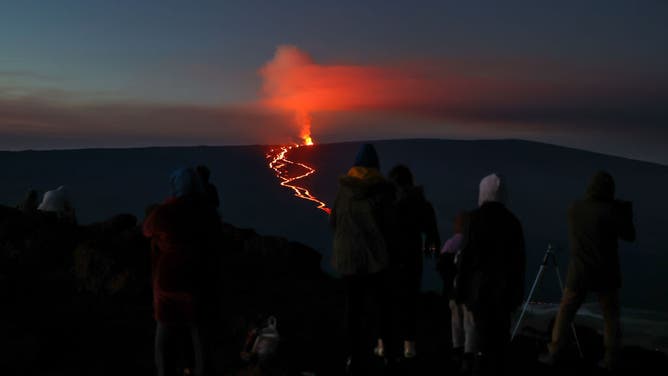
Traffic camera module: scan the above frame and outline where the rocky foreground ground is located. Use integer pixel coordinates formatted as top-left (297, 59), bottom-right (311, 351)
top-left (1, 205), bottom-right (666, 375)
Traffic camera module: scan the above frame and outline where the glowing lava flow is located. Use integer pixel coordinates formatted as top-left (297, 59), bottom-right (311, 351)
top-left (267, 144), bottom-right (331, 214)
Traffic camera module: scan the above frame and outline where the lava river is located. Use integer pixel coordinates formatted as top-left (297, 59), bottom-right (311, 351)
top-left (266, 144), bottom-right (331, 214)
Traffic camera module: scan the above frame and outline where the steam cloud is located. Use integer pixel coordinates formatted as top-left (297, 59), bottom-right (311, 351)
top-left (258, 45), bottom-right (668, 140)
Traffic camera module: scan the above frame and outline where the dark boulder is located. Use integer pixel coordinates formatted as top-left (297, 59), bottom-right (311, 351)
top-left (72, 214), bottom-right (150, 297)
top-left (0, 204), bottom-right (79, 274)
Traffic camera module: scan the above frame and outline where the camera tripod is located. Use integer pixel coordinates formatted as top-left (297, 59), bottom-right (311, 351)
top-left (511, 244), bottom-right (583, 358)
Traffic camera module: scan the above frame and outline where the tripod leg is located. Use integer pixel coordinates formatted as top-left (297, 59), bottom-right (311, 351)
top-left (554, 264), bottom-right (584, 359)
top-left (511, 265), bottom-right (547, 340)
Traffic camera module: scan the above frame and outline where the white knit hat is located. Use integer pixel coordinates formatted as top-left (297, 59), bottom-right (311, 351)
top-left (478, 173), bottom-right (506, 206)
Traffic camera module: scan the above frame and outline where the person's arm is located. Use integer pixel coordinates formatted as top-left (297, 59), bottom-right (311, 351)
top-left (437, 252), bottom-right (457, 296)
top-left (510, 220), bottom-right (527, 310)
top-left (211, 185), bottom-right (220, 209)
top-left (441, 233), bottom-right (463, 255)
top-left (422, 201), bottom-right (440, 256)
top-left (329, 191), bottom-right (341, 228)
top-left (201, 208), bottom-right (224, 317)
top-left (454, 214), bottom-right (475, 302)
top-left (615, 200), bottom-right (636, 242)
top-left (143, 206), bottom-right (160, 238)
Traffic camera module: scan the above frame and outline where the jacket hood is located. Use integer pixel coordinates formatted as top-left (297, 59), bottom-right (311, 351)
top-left (38, 185), bottom-right (69, 213)
top-left (170, 167), bottom-right (204, 198)
top-left (478, 173), bottom-right (506, 206)
top-left (347, 166), bottom-right (382, 180)
top-left (339, 171), bottom-right (391, 199)
top-left (586, 171), bottom-right (615, 201)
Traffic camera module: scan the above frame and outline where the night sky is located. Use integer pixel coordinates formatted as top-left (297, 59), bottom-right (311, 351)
top-left (1, 0), bottom-right (667, 163)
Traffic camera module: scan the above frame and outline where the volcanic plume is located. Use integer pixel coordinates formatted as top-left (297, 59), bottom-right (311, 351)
top-left (258, 45), bottom-right (668, 143)
top-left (257, 44), bottom-right (496, 140)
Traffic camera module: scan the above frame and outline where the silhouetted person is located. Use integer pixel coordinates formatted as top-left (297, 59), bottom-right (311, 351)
top-left (540, 171), bottom-right (635, 371)
top-left (439, 211), bottom-right (477, 373)
top-left (456, 173), bottom-right (525, 375)
top-left (196, 165), bottom-right (220, 210)
top-left (143, 167), bottom-right (222, 376)
top-left (37, 185), bottom-right (76, 224)
top-left (375, 165), bottom-right (440, 360)
top-left (17, 189), bottom-right (39, 213)
top-left (330, 143), bottom-right (394, 374)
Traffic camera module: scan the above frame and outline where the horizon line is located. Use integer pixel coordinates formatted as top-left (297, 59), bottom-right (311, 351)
top-left (0, 137), bottom-right (666, 168)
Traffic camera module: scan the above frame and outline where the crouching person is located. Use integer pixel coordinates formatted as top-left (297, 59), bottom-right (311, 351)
top-left (144, 167), bottom-right (222, 376)
top-left (456, 174), bottom-right (526, 375)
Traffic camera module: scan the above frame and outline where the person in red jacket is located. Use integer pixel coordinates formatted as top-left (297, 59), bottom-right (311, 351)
top-left (143, 167), bottom-right (222, 376)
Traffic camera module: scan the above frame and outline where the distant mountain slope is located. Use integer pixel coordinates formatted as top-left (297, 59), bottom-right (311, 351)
top-left (1, 139), bottom-right (667, 311)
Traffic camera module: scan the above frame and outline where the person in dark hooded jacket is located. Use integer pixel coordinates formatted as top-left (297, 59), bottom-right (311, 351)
top-left (540, 171), bottom-right (635, 371)
top-left (374, 165), bottom-right (440, 360)
top-left (330, 143), bottom-right (395, 374)
top-left (456, 173), bottom-right (525, 375)
top-left (143, 167), bottom-right (222, 376)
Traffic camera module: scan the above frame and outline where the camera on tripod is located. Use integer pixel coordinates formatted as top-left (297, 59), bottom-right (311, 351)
top-left (511, 243), bottom-right (583, 358)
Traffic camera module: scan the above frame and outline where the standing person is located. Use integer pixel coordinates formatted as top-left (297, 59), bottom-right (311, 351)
top-left (196, 165), bottom-right (220, 210)
top-left (540, 171), bottom-right (635, 371)
top-left (330, 143), bottom-right (395, 375)
top-left (456, 173), bottom-right (525, 375)
top-left (143, 167), bottom-right (222, 376)
top-left (439, 211), bottom-right (477, 373)
top-left (375, 165), bottom-right (440, 361)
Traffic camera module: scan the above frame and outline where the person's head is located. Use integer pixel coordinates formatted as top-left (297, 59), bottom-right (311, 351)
top-left (25, 189), bottom-right (38, 202)
top-left (38, 186), bottom-right (69, 213)
top-left (196, 165), bottom-right (211, 183)
top-left (478, 173), bottom-right (507, 206)
top-left (170, 167), bottom-right (204, 198)
top-left (454, 211), bottom-right (468, 233)
top-left (21, 189), bottom-right (39, 210)
top-left (388, 164), bottom-right (414, 189)
top-left (586, 170), bottom-right (615, 201)
top-left (353, 143), bottom-right (380, 170)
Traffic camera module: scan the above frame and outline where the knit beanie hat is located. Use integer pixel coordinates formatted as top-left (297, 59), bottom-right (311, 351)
top-left (478, 173), bottom-right (507, 206)
top-left (353, 143), bottom-right (380, 169)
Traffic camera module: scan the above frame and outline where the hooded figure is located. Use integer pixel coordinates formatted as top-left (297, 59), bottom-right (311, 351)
top-left (374, 164), bottom-right (439, 359)
top-left (143, 167), bottom-right (221, 376)
top-left (331, 144), bottom-right (393, 275)
top-left (38, 186), bottom-right (68, 213)
top-left (38, 186), bottom-right (76, 223)
top-left (456, 173), bottom-right (525, 374)
top-left (541, 171), bottom-right (635, 371)
top-left (566, 171), bottom-right (635, 291)
top-left (330, 143), bottom-right (394, 374)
